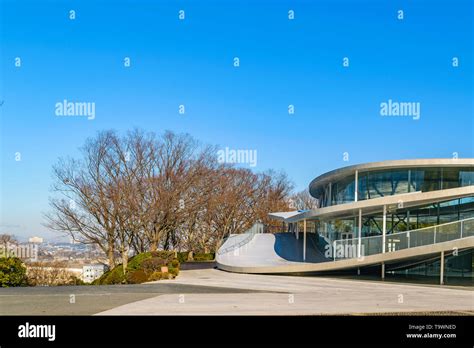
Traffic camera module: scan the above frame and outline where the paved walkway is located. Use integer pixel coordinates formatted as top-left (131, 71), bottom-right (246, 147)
top-left (97, 269), bottom-right (474, 315)
top-left (0, 282), bottom-right (263, 315)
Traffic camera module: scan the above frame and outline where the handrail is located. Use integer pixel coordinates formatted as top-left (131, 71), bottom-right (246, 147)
top-left (333, 217), bottom-right (474, 260)
top-left (217, 222), bottom-right (264, 255)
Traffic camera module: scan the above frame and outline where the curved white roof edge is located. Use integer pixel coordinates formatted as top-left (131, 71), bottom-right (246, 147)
top-left (268, 210), bottom-right (309, 221)
top-left (274, 186), bottom-right (474, 223)
top-left (309, 158), bottom-right (474, 193)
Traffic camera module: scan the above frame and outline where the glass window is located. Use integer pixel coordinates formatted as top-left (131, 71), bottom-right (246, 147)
top-left (391, 170), bottom-right (409, 195)
top-left (459, 196), bottom-right (474, 220)
top-left (331, 176), bottom-right (355, 205)
top-left (362, 217), bottom-right (382, 237)
top-left (367, 170), bottom-right (406, 198)
top-left (420, 168), bottom-right (441, 192)
top-left (439, 199), bottom-right (459, 224)
top-left (442, 168), bottom-right (461, 190)
top-left (410, 169), bottom-right (424, 192)
top-left (368, 171), bottom-right (391, 198)
top-left (358, 172), bottom-right (369, 200)
top-left (460, 168), bottom-right (474, 187)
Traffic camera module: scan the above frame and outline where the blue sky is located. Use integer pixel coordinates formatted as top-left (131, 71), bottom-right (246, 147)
top-left (1, 0), bottom-right (473, 240)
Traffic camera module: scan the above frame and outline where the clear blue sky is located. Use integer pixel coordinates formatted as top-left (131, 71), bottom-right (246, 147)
top-left (1, 0), bottom-right (473, 241)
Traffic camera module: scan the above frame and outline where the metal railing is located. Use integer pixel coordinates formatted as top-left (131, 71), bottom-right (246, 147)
top-left (333, 217), bottom-right (474, 260)
top-left (217, 222), bottom-right (264, 255)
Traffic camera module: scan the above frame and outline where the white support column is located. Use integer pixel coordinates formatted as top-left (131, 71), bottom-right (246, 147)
top-left (295, 222), bottom-right (299, 240)
top-left (381, 262), bottom-right (385, 279)
top-left (440, 251), bottom-right (444, 285)
top-left (358, 209), bottom-right (362, 258)
top-left (303, 219), bottom-right (307, 262)
top-left (382, 205), bottom-right (387, 254)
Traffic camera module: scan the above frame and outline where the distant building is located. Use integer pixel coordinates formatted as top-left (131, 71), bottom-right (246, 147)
top-left (28, 236), bottom-right (43, 244)
top-left (82, 264), bottom-right (107, 283)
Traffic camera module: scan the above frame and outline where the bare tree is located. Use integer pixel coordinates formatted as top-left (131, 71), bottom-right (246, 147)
top-left (27, 261), bottom-right (78, 286)
top-left (290, 189), bottom-right (319, 210)
top-left (44, 131), bottom-right (122, 267)
top-left (255, 170), bottom-right (294, 231)
top-left (45, 129), bottom-right (297, 262)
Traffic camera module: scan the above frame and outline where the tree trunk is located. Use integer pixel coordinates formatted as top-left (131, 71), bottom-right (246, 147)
top-left (121, 249), bottom-right (129, 275)
top-left (107, 246), bottom-right (115, 268)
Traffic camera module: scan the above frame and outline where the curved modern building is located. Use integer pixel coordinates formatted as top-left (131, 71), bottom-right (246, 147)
top-left (217, 159), bottom-right (474, 284)
top-left (309, 159), bottom-right (474, 242)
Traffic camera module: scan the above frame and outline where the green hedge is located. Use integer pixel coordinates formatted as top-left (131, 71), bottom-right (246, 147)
top-left (126, 269), bottom-right (148, 284)
top-left (0, 257), bottom-right (28, 287)
top-left (94, 264), bottom-right (125, 285)
top-left (177, 252), bottom-right (189, 263)
top-left (192, 253), bottom-right (215, 261)
top-left (177, 252), bottom-right (215, 262)
top-left (94, 251), bottom-right (180, 285)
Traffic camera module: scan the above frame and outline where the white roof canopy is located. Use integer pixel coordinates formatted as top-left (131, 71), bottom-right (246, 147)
top-left (268, 210), bottom-right (309, 222)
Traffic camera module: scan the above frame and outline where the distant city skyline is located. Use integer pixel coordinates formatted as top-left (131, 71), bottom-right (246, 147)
top-left (1, 0), bottom-right (473, 239)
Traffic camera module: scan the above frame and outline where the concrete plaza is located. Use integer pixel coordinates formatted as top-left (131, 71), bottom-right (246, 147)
top-left (97, 269), bottom-right (474, 315)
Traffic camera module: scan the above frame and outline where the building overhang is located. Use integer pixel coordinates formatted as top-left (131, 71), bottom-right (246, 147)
top-left (271, 186), bottom-right (474, 223)
top-left (268, 210), bottom-right (309, 222)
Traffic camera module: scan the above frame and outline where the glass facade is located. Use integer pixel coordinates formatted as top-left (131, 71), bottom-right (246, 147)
top-left (318, 196), bottom-right (474, 241)
top-left (390, 249), bottom-right (474, 286)
top-left (311, 164), bottom-right (474, 285)
top-left (331, 175), bottom-right (355, 206)
top-left (315, 167), bottom-right (474, 208)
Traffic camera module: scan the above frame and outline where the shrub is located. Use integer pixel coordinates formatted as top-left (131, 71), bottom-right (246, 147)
top-left (0, 257), bottom-right (28, 287)
top-left (176, 251), bottom-right (215, 262)
top-left (170, 259), bottom-right (180, 269)
top-left (27, 261), bottom-right (79, 286)
top-left (150, 251), bottom-right (175, 264)
top-left (96, 265), bottom-right (125, 285)
top-left (93, 252), bottom-right (181, 285)
top-left (64, 275), bottom-right (86, 286)
top-left (168, 267), bottom-right (179, 277)
top-left (127, 252), bottom-right (152, 271)
top-left (193, 253), bottom-right (215, 261)
top-left (177, 252), bottom-right (189, 263)
top-left (126, 269), bottom-right (148, 284)
top-left (127, 251), bottom-right (173, 270)
top-left (148, 271), bottom-right (162, 281)
top-left (108, 265), bottom-right (126, 284)
top-left (142, 257), bottom-right (167, 274)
